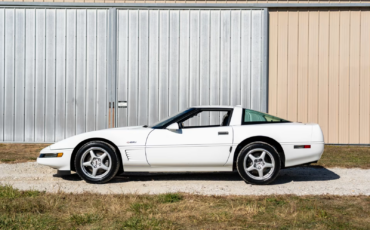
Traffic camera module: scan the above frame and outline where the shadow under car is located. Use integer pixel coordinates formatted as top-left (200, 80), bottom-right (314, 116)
top-left (60, 166), bottom-right (340, 185)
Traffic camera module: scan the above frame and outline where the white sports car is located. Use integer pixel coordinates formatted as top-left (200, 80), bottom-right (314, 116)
top-left (38, 105), bottom-right (324, 185)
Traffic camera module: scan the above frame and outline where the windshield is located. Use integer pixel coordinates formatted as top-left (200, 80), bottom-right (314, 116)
top-left (150, 108), bottom-right (195, 128)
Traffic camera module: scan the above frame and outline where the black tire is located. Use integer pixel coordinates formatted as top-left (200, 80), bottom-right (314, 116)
top-left (74, 141), bottom-right (120, 184)
top-left (236, 142), bottom-right (281, 185)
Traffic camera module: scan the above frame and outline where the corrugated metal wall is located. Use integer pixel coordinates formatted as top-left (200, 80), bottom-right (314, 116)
top-left (116, 9), bottom-right (267, 127)
top-left (269, 9), bottom-right (370, 144)
top-left (0, 8), bottom-right (109, 142)
top-left (0, 7), bottom-right (267, 143)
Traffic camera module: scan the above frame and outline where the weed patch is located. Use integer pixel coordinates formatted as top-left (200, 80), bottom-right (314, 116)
top-left (121, 216), bottom-right (166, 230)
top-left (70, 213), bottom-right (101, 225)
top-left (0, 185), bottom-right (42, 199)
top-left (157, 193), bottom-right (182, 203)
top-left (1, 159), bottom-right (15, 162)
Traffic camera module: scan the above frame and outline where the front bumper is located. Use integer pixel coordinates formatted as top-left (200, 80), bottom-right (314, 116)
top-left (37, 146), bottom-right (73, 171)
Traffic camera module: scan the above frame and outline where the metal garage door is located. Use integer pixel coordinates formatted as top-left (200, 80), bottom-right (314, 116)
top-left (115, 9), bottom-right (267, 127)
top-left (0, 7), bottom-right (267, 143)
top-left (0, 8), bottom-right (109, 142)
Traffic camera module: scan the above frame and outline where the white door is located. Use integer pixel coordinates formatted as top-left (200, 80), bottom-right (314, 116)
top-left (145, 110), bottom-right (233, 167)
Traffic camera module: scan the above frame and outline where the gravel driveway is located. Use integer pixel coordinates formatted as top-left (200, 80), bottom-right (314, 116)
top-left (1, 162), bottom-right (369, 196)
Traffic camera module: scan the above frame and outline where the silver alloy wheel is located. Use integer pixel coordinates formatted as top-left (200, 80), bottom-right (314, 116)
top-left (243, 148), bottom-right (275, 181)
top-left (80, 147), bottom-right (112, 179)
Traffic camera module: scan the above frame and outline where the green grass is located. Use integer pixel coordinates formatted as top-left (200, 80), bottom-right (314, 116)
top-left (313, 145), bottom-right (370, 169)
top-left (0, 185), bottom-right (43, 199)
top-left (0, 185), bottom-right (369, 229)
top-left (0, 159), bottom-right (15, 163)
top-left (157, 193), bottom-right (183, 203)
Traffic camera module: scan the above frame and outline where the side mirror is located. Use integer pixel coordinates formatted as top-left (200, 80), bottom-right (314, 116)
top-left (166, 123), bottom-right (179, 131)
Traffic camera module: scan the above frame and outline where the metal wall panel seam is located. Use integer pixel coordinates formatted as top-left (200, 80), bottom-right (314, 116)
top-left (147, 9), bottom-right (150, 125)
top-left (249, 9), bottom-right (252, 109)
top-left (13, 8), bottom-right (15, 142)
top-left (95, 9), bottom-right (97, 131)
top-left (126, 9), bottom-right (129, 126)
top-left (23, 9), bottom-right (26, 142)
top-left (218, 9), bottom-right (220, 108)
top-left (53, 9), bottom-right (56, 142)
top-left (239, 10), bottom-right (241, 108)
top-left (65, 8), bottom-right (67, 140)
top-left (74, 9), bottom-right (77, 134)
top-left (228, 9), bottom-right (231, 106)
top-left (84, 9), bottom-right (87, 134)
top-left (198, 9), bottom-right (200, 113)
top-left (35, 9), bottom-right (38, 142)
top-left (262, 8), bottom-right (268, 112)
top-left (177, 9), bottom-right (180, 117)
top-left (110, 8), bottom-right (117, 127)
top-left (187, 10), bottom-right (191, 115)
top-left (209, 9), bottom-right (211, 109)
top-left (306, 10), bottom-right (310, 126)
top-left (1, 9), bottom-right (3, 141)
top-left (116, 10), bottom-right (118, 128)
top-left (347, 10), bottom-right (351, 143)
top-left (137, 9), bottom-right (140, 125)
top-left (296, 10), bottom-right (299, 121)
top-left (167, 9), bottom-right (170, 118)
top-left (35, 8), bottom-right (46, 142)
top-left (44, 9), bottom-right (56, 142)
top-left (105, 9), bottom-right (109, 128)
top-left (127, 9), bottom-right (130, 126)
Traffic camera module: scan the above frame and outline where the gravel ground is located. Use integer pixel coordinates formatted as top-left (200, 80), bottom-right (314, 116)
top-left (1, 162), bottom-right (369, 196)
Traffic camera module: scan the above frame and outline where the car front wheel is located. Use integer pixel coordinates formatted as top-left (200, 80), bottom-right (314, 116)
top-left (74, 141), bottom-right (120, 184)
top-left (236, 142), bottom-right (281, 185)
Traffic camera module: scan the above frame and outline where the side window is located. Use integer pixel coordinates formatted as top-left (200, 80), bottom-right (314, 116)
top-left (242, 109), bottom-right (289, 124)
top-left (182, 110), bottom-right (231, 128)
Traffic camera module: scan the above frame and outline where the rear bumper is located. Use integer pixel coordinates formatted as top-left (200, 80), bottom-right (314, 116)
top-left (37, 147), bottom-right (73, 171)
top-left (282, 142), bottom-right (324, 167)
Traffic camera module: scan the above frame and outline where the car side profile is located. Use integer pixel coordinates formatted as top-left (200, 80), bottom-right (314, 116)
top-left (37, 105), bottom-right (325, 185)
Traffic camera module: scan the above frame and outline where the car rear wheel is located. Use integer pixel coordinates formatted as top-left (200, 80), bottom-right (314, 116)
top-left (74, 141), bottom-right (120, 184)
top-left (236, 142), bottom-right (281, 185)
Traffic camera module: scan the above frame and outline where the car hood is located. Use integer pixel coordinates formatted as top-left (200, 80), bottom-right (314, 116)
top-left (49, 126), bottom-right (154, 150)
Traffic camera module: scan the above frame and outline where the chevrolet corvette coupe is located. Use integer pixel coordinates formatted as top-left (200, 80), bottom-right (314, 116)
top-left (38, 105), bottom-right (324, 185)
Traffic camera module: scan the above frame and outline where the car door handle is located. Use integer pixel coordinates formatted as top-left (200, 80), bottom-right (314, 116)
top-left (218, 131), bottom-right (229, 135)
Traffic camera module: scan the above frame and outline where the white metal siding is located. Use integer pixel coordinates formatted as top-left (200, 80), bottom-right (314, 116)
top-left (0, 8), bottom-right (109, 142)
top-left (116, 9), bottom-right (266, 127)
top-left (0, 7), bottom-right (267, 143)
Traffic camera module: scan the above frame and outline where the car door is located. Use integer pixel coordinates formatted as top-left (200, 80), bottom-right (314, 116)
top-left (145, 110), bottom-right (233, 167)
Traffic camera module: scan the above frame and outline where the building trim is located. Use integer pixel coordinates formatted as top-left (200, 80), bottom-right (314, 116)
top-left (1, 2), bottom-right (370, 9)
